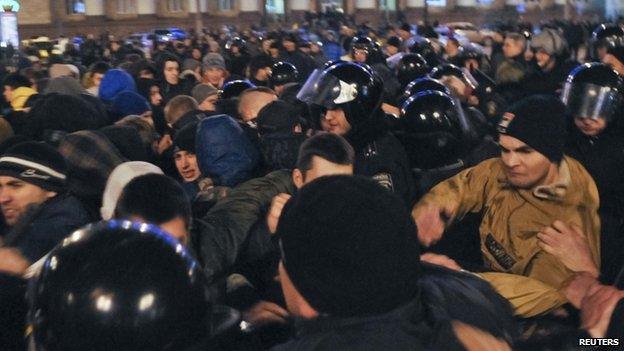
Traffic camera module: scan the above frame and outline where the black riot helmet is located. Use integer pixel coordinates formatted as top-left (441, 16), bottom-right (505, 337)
top-left (429, 63), bottom-right (479, 90)
top-left (406, 36), bottom-right (440, 67)
top-left (225, 37), bottom-right (247, 52)
top-left (561, 63), bottom-right (624, 122)
top-left (350, 36), bottom-right (379, 63)
top-left (398, 91), bottom-right (472, 169)
top-left (456, 43), bottom-right (484, 69)
top-left (28, 220), bottom-right (216, 351)
top-left (297, 61), bottom-right (383, 129)
top-left (591, 24), bottom-right (624, 63)
top-left (397, 53), bottom-right (430, 87)
top-left (270, 61), bottom-right (299, 87)
top-left (399, 77), bottom-right (450, 106)
top-left (218, 79), bottom-right (256, 100)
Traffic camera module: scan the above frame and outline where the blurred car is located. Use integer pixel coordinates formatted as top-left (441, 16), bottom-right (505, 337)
top-left (21, 36), bottom-right (54, 58)
top-left (153, 28), bottom-right (187, 42)
top-left (126, 32), bottom-right (154, 49)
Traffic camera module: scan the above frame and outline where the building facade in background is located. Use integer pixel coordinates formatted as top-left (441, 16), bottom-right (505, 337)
top-left (16, 0), bottom-right (611, 38)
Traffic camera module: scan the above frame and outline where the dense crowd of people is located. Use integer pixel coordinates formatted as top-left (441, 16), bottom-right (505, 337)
top-left (1, 14), bottom-right (624, 350)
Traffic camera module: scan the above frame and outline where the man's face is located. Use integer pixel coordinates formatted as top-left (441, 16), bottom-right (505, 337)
top-left (92, 73), bottom-right (104, 87)
top-left (503, 38), bottom-right (523, 59)
top-left (446, 41), bottom-right (459, 56)
top-left (398, 29), bottom-right (411, 40)
top-left (174, 151), bottom-right (201, 182)
top-left (203, 67), bottom-right (225, 87)
top-left (269, 47), bottom-right (280, 57)
top-left (150, 85), bottom-right (163, 106)
top-left (499, 134), bottom-right (554, 189)
top-left (535, 50), bottom-right (553, 70)
top-left (352, 48), bottom-right (368, 63)
top-left (574, 117), bottom-right (607, 137)
top-left (3, 86), bottom-right (13, 102)
top-left (321, 108), bottom-right (352, 136)
top-left (192, 48), bottom-right (202, 60)
top-left (199, 94), bottom-right (218, 112)
top-left (164, 61), bottom-right (180, 85)
top-left (0, 176), bottom-right (55, 226)
top-left (255, 67), bottom-right (271, 81)
top-left (283, 41), bottom-right (296, 52)
top-left (386, 45), bottom-right (399, 56)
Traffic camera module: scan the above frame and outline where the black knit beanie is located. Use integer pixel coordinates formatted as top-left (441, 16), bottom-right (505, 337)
top-left (277, 175), bottom-right (421, 317)
top-left (497, 95), bottom-right (566, 163)
top-left (173, 122), bottom-right (198, 154)
top-left (0, 141), bottom-right (67, 192)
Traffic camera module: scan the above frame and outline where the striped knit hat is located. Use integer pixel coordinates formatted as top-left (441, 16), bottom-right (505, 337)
top-left (0, 142), bottom-right (67, 192)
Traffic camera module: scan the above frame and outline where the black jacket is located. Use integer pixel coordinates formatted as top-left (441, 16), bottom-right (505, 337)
top-left (345, 110), bottom-right (414, 205)
top-left (198, 170), bottom-right (295, 284)
top-left (160, 78), bottom-right (193, 104)
top-left (273, 264), bottom-right (518, 351)
top-left (522, 60), bottom-right (577, 96)
top-left (271, 301), bottom-right (436, 351)
top-left (565, 125), bottom-right (624, 284)
top-left (351, 131), bottom-right (415, 205)
top-left (3, 193), bottom-right (94, 262)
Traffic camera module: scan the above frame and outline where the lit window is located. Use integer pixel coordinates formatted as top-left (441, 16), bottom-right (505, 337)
top-left (427, 0), bottom-right (447, 6)
top-left (265, 0), bottom-right (285, 14)
top-left (66, 0), bottom-right (85, 14)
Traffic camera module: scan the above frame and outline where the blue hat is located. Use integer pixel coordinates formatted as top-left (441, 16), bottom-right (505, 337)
top-left (98, 69), bottom-right (136, 102)
top-left (111, 91), bottom-right (150, 118)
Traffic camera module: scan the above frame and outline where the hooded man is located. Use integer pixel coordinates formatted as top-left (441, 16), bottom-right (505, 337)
top-left (0, 142), bottom-right (92, 275)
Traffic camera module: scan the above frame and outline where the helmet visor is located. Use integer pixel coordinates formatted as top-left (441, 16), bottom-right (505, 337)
top-left (561, 82), bottom-right (621, 120)
top-left (296, 69), bottom-right (358, 109)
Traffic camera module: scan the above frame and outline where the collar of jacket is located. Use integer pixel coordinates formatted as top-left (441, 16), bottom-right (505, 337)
top-left (496, 158), bottom-right (571, 200)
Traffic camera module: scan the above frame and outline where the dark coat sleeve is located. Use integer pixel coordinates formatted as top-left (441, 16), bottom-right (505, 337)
top-left (607, 297), bottom-right (624, 339)
top-left (197, 170), bottom-right (295, 284)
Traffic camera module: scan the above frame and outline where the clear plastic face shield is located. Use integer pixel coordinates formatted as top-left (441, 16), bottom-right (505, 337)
top-left (296, 69), bottom-right (358, 110)
top-left (561, 82), bottom-right (622, 121)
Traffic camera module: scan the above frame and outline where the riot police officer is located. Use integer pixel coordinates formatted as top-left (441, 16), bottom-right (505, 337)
top-left (562, 62), bottom-right (624, 284)
top-left (397, 90), bottom-right (498, 266)
top-left (28, 220), bottom-right (242, 350)
top-left (349, 36), bottom-right (401, 101)
top-left (297, 61), bottom-right (414, 204)
top-left (396, 53), bottom-right (430, 90)
top-left (591, 23), bottom-right (624, 75)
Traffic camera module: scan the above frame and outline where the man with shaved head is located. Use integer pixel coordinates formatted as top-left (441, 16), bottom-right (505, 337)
top-left (237, 87), bottom-right (278, 129)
